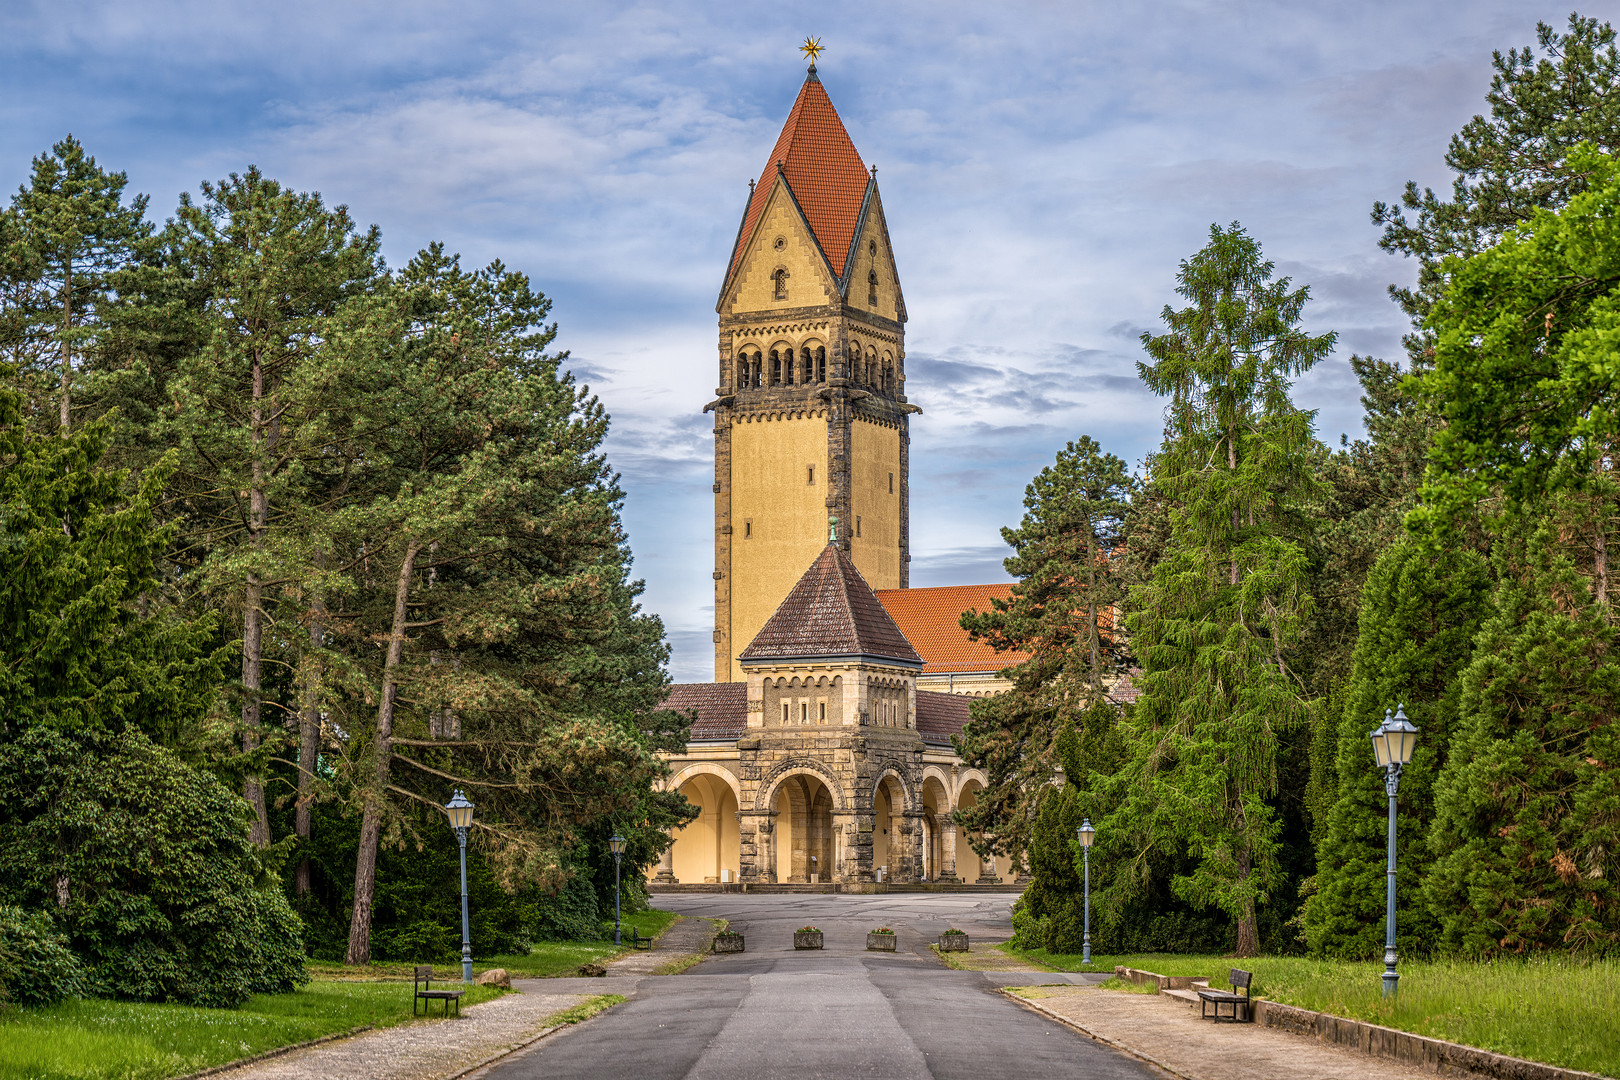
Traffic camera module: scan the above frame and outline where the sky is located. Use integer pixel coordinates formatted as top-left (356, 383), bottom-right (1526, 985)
top-left (2, 0), bottom-right (1608, 681)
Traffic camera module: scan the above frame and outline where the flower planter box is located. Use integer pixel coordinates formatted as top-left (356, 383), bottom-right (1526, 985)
top-left (866, 933), bottom-right (897, 952)
top-left (713, 932), bottom-right (745, 954)
top-left (793, 931), bottom-right (824, 950)
top-left (937, 933), bottom-right (970, 952)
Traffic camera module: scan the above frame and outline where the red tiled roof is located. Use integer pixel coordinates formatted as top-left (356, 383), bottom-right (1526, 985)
top-left (1107, 671), bottom-right (1143, 706)
top-left (662, 682), bottom-right (747, 741)
top-left (916, 690), bottom-right (973, 747)
top-left (726, 69), bottom-right (871, 284)
top-left (740, 544), bottom-right (923, 666)
top-left (875, 585), bottom-right (1032, 675)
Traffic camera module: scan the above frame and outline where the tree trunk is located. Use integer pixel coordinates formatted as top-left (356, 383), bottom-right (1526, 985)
top-left (242, 351), bottom-right (270, 847)
top-left (295, 551), bottom-right (326, 896)
top-left (345, 538), bottom-right (423, 966)
top-left (1234, 836), bottom-right (1259, 957)
top-left (58, 257), bottom-right (71, 435)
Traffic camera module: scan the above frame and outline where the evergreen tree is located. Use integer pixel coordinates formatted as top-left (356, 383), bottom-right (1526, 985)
top-left (1123, 223), bottom-right (1334, 957)
top-left (1302, 536), bottom-right (1490, 956)
top-left (2, 137), bottom-right (152, 433)
top-left (953, 437), bottom-right (1134, 862)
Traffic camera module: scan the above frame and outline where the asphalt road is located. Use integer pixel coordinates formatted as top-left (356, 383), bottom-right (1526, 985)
top-left (488, 893), bottom-right (1158, 1080)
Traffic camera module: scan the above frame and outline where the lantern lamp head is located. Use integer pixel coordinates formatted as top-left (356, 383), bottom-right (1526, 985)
top-left (445, 790), bottom-right (474, 831)
top-left (1370, 705), bottom-right (1419, 769)
top-left (1077, 818), bottom-right (1096, 848)
top-left (609, 833), bottom-right (626, 856)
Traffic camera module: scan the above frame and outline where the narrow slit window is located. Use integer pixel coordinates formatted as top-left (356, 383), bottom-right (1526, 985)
top-left (807, 465), bottom-right (815, 485)
top-left (800, 702), bottom-right (808, 723)
top-left (856, 516), bottom-right (862, 538)
top-left (818, 701), bottom-right (827, 723)
top-left (889, 472), bottom-right (894, 494)
top-left (781, 702), bottom-right (790, 724)
top-left (744, 520), bottom-right (752, 539)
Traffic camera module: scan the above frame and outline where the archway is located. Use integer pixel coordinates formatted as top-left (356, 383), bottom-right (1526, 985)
top-left (668, 773), bottom-right (740, 884)
top-left (772, 773), bottom-right (836, 883)
top-left (954, 778), bottom-right (1000, 883)
top-left (920, 773), bottom-right (951, 881)
top-left (871, 772), bottom-right (910, 882)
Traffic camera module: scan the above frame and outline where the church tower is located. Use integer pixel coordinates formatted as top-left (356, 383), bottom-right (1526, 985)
top-left (709, 61), bottom-right (913, 683)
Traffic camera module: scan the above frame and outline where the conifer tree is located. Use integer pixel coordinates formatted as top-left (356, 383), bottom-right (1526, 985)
top-left (3, 137), bottom-right (151, 433)
top-left (953, 437), bottom-right (1133, 861)
top-left (1301, 537), bottom-right (1490, 956)
top-left (1124, 223), bottom-right (1334, 957)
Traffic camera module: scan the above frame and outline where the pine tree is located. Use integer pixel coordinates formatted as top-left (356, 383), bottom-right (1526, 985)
top-left (1124, 223), bottom-right (1335, 957)
top-left (953, 437), bottom-right (1134, 862)
top-left (3, 137), bottom-right (151, 433)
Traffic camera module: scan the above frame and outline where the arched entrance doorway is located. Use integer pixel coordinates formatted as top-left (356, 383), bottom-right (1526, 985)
top-left (772, 773), bottom-right (835, 883)
top-left (954, 778), bottom-right (998, 883)
top-left (669, 772), bottom-right (740, 883)
top-left (871, 772), bottom-right (909, 882)
top-left (920, 773), bottom-right (951, 881)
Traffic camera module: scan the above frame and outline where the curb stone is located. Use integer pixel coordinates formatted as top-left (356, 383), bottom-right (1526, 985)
top-left (177, 1026), bottom-right (374, 1080)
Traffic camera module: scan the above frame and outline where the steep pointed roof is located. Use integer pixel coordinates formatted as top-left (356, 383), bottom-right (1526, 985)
top-left (726, 66), bottom-right (872, 284)
top-left (740, 544), bottom-right (923, 666)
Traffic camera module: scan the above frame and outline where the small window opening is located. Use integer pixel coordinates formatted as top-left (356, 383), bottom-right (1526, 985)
top-left (807, 465), bottom-right (815, 485)
top-left (816, 346), bottom-right (826, 383)
top-left (856, 516), bottom-right (862, 538)
top-left (889, 472), bottom-right (894, 494)
top-left (744, 520), bottom-right (752, 539)
top-left (869, 240), bottom-right (877, 256)
top-left (868, 269), bottom-right (878, 306)
top-left (800, 702), bottom-right (808, 723)
top-left (773, 267), bottom-right (788, 301)
top-left (770, 350), bottom-right (782, 386)
top-left (818, 701), bottom-right (827, 723)
top-left (781, 702), bottom-right (790, 724)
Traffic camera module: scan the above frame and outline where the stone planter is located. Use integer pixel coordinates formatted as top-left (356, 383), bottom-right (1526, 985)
top-left (937, 933), bottom-right (970, 952)
top-left (866, 933), bottom-right (897, 951)
top-left (793, 931), bottom-right (824, 950)
top-left (713, 932), bottom-right (745, 954)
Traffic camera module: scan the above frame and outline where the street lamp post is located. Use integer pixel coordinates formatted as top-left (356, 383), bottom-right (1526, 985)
top-left (445, 790), bottom-right (475, 984)
top-left (1369, 706), bottom-right (1419, 999)
top-left (1077, 818), bottom-right (1096, 966)
top-left (609, 834), bottom-right (626, 946)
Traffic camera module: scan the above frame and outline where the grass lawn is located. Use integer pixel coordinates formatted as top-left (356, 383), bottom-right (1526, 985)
top-left (307, 909), bottom-right (683, 981)
top-left (1004, 944), bottom-right (1620, 1076)
top-left (0, 979), bottom-right (506, 1080)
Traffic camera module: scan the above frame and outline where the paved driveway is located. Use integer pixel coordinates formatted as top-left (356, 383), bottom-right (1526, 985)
top-left (489, 893), bottom-right (1157, 1080)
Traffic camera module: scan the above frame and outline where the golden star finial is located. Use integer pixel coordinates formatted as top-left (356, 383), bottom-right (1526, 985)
top-left (800, 37), bottom-right (824, 64)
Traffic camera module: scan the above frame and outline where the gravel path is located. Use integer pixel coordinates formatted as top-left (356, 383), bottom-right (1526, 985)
top-left (602, 916), bottom-right (718, 975)
top-left (1008, 985), bottom-right (1434, 1080)
top-left (211, 991), bottom-right (589, 1080)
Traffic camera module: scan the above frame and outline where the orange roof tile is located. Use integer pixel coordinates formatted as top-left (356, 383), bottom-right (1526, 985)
top-left (874, 585), bottom-right (1032, 675)
top-left (727, 68), bottom-right (871, 284)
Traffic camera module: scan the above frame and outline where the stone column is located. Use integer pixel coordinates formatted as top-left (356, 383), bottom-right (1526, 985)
top-left (940, 822), bottom-right (959, 883)
top-left (655, 833), bottom-right (676, 883)
top-left (976, 844), bottom-right (1000, 885)
top-left (739, 810), bottom-right (776, 883)
top-left (902, 812), bottom-right (925, 883)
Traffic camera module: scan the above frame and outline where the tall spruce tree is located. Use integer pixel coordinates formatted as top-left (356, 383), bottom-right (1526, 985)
top-left (953, 437), bottom-right (1134, 862)
top-left (1123, 224), bottom-right (1334, 957)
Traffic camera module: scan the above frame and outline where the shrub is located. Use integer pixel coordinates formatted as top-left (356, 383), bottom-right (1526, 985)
top-left (0, 905), bottom-right (86, 1006)
top-left (0, 727), bottom-right (308, 1007)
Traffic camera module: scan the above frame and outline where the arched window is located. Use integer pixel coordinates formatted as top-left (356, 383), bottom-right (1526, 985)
top-left (868, 269), bottom-right (878, 306)
top-left (752, 353), bottom-right (763, 388)
top-left (866, 348), bottom-right (877, 387)
top-left (815, 346), bottom-right (826, 383)
top-left (848, 343), bottom-right (861, 382)
top-left (883, 352), bottom-right (894, 394)
top-left (800, 346), bottom-right (813, 385)
top-left (737, 358), bottom-right (748, 388)
top-left (770, 349), bottom-right (782, 386)
top-left (772, 268), bottom-right (788, 301)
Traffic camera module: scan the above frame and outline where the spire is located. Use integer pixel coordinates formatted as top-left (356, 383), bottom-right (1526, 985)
top-left (724, 65), bottom-right (870, 283)
top-left (739, 544), bottom-right (922, 666)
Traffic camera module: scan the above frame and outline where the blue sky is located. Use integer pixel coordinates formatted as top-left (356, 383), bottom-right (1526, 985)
top-left (2, 0), bottom-right (1603, 681)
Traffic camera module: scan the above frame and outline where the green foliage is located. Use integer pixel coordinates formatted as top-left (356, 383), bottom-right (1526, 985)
top-left (0, 381), bottom-right (225, 747)
top-left (1304, 537), bottom-right (1491, 957)
top-left (954, 437), bottom-right (1134, 858)
top-left (1123, 223), bottom-right (1333, 955)
top-left (0, 727), bottom-right (307, 1007)
top-left (1425, 515), bottom-right (1620, 955)
top-left (0, 906), bottom-right (86, 1007)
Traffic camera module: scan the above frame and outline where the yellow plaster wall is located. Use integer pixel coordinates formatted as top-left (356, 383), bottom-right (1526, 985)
top-left (726, 182), bottom-right (837, 316)
top-left (669, 774), bottom-right (739, 883)
top-left (845, 198), bottom-right (901, 322)
top-left (728, 416), bottom-right (830, 682)
top-left (849, 418), bottom-right (902, 590)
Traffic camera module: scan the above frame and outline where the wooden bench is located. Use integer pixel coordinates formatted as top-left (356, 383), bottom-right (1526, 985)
top-left (413, 965), bottom-right (464, 1017)
top-left (1198, 967), bottom-right (1252, 1022)
top-left (604, 923), bottom-right (653, 950)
